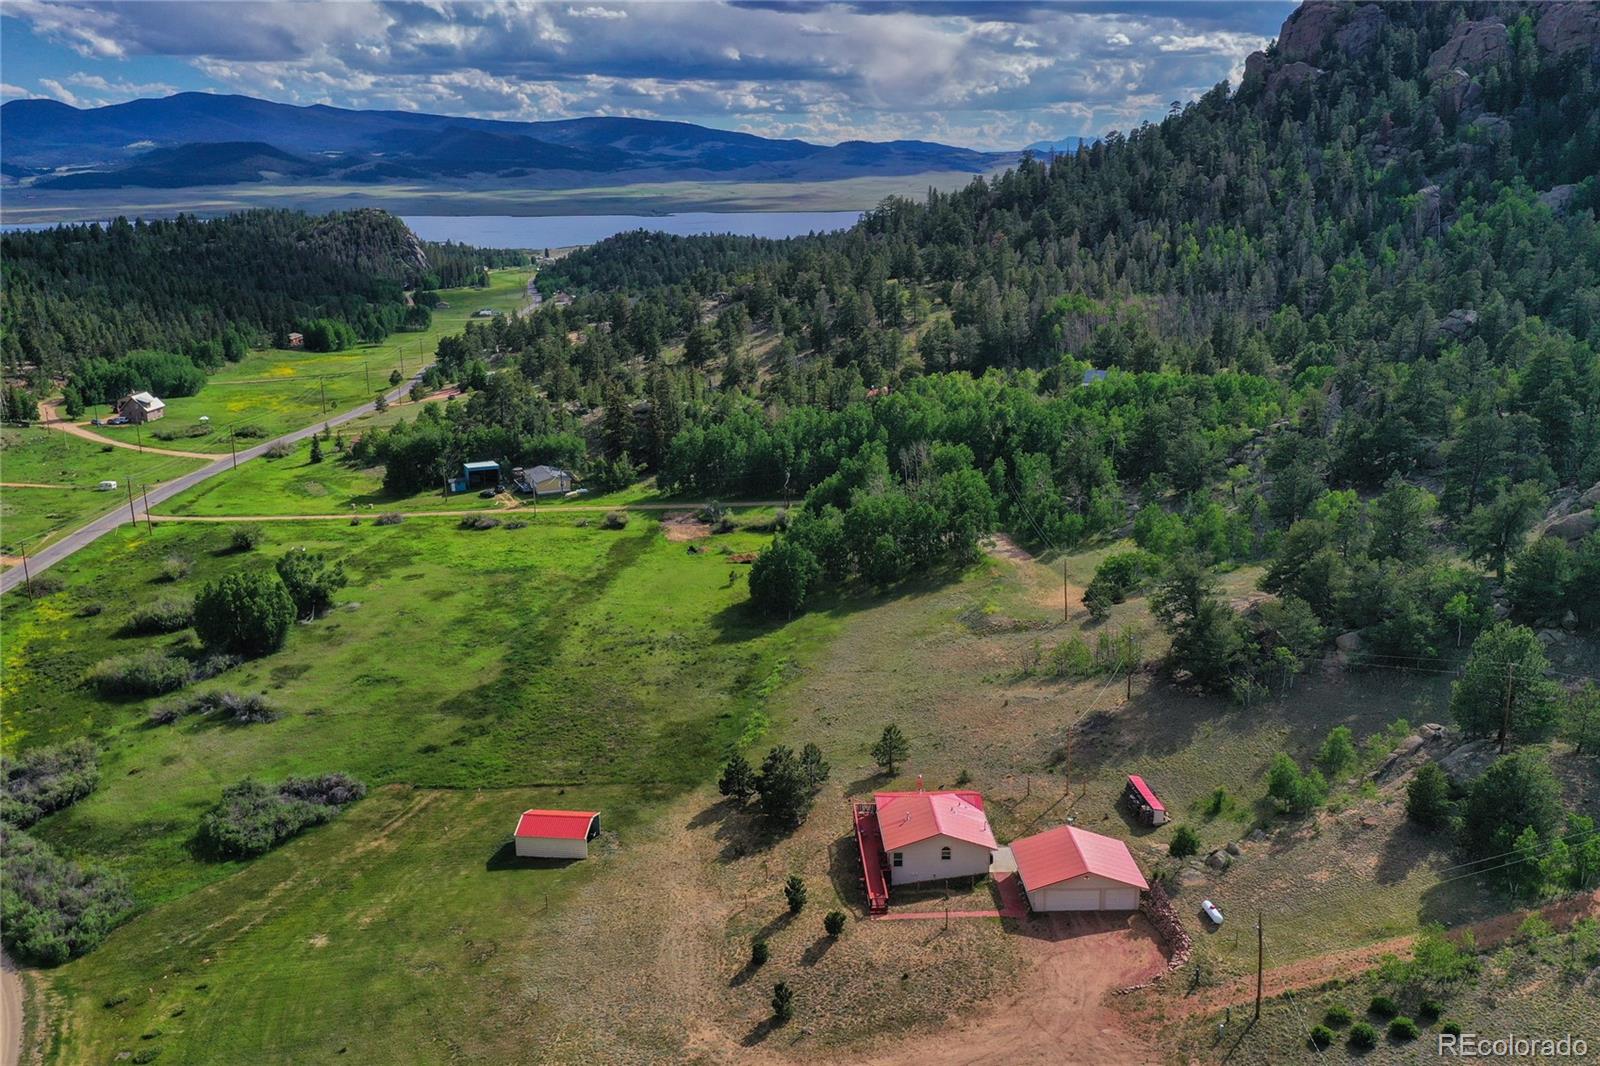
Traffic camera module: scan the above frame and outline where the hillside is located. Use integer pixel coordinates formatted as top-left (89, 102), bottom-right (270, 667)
top-left (0, 92), bottom-right (1010, 190)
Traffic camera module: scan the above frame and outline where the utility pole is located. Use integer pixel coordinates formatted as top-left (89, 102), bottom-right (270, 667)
top-left (364, 361), bottom-right (371, 392)
top-left (1500, 661), bottom-right (1515, 754)
top-left (1064, 558), bottom-right (1070, 621)
top-left (320, 376), bottom-right (327, 413)
top-left (230, 429), bottom-right (238, 469)
top-left (141, 486), bottom-right (154, 532)
top-left (1254, 911), bottom-right (1264, 1022)
top-left (135, 420), bottom-right (143, 453)
top-left (20, 550), bottom-right (32, 595)
top-left (126, 479), bottom-right (138, 523)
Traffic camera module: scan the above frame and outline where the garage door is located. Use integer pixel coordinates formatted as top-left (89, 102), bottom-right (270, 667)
top-left (1046, 888), bottom-right (1102, 911)
top-left (1102, 888), bottom-right (1140, 910)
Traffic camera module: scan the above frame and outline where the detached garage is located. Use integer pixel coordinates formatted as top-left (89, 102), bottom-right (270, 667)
top-left (1009, 824), bottom-right (1148, 912)
top-left (514, 809), bottom-right (600, 859)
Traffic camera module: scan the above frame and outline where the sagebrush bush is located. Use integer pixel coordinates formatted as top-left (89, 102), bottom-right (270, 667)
top-left (83, 650), bottom-right (191, 698)
top-left (1389, 1016), bottom-right (1419, 1040)
top-left (460, 515), bottom-right (501, 530)
top-left (1309, 1024), bottom-right (1334, 1049)
top-left (263, 441), bottom-right (293, 459)
top-left (158, 555), bottom-right (192, 583)
top-left (0, 827), bottom-right (133, 965)
top-left (374, 512), bottom-right (404, 526)
top-left (196, 774), bottom-right (366, 858)
top-left (602, 510), bottom-right (629, 530)
top-left (1368, 994), bottom-right (1398, 1018)
top-left (1441, 1021), bottom-right (1462, 1037)
top-left (124, 597), bottom-right (194, 635)
top-left (1418, 997), bottom-right (1442, 1021)
top-left (0, 740), bottom-right (99, 828)
top-left (151, 691), bottom-right (278, 725)
top-left (1324, 1004), bottom-right (1353, 1026)
top-left (1348, 1022), bottom-right (1378, 1049)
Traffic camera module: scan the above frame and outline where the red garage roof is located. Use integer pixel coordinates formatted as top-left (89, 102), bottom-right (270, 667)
top-left (874, 791), bottom-right (997, 851)
top-left (1127, 774), bottom-right (1165, 813)
top-left (1010, 825), bottom-right (1148, 893)
top-left (514, 809), bottom-right (598, 840)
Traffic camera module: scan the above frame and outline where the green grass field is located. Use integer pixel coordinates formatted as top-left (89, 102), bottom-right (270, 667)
top-left (83, 269), bottom-right (532, 454)
top-left (2, 511), bottom-right (841, 1062)
top-left (0, 427), bottom-right (207, 556)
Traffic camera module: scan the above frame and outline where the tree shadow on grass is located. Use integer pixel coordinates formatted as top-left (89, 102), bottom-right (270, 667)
top-left (741, 1017), bottom-right (780, 1047)
top-left (483, 841), bottom-right (578, 872)
top-left (800, 935), bottom-right (835, 967)
top-left (704, 567), bottom-right (970, 646)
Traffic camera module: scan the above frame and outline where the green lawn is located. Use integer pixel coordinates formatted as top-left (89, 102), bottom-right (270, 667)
top-left (84, 269), bottom-right (532, 454)
top-left (0, 427), bottom-right (207, 555)
top-left (2, 512), bottom-right (841, 1063)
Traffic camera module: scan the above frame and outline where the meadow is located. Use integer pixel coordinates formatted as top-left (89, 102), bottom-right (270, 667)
top-left (83, 268), bottom-right (532, 454)
top-left (0, 427), bottom-right (206, 556)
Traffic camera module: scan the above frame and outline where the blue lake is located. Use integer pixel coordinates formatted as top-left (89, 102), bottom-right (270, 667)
top-left (400, 211), bottom-right (862, 248)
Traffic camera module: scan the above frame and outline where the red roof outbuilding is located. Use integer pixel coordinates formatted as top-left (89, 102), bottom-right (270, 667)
top-left (514, 809), bottom-right (599, 840)
top-left (1126, 774), bottom-right (1165, 813)
top-left (1009, 824), bottom-right (1149, 893)
top-left (873, 791), bottom-right (997, 851)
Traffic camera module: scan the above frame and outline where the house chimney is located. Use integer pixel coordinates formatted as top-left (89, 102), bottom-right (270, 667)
top-left (916, 774), bottom-right (924, 792)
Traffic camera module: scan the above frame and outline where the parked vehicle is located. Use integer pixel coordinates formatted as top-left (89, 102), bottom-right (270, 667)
top-left (478, 488), bottom-right (497, 498)
top-left (97, 480), bottom-right (118, 491)
top-left (1202, 899), bottom-right (1224, 925)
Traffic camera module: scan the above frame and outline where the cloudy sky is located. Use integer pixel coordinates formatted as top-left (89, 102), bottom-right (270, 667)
top-left (1, 1), bottom-right (1290, 149)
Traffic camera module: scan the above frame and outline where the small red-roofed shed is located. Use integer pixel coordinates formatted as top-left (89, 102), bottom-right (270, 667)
top-left (514, 809), bottom-right (601, 859)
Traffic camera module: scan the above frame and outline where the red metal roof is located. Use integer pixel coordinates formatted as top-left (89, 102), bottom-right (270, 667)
top-left (1126, 774), bottom-right (1165, 813)
top-left (1009, 825), bottom-right (1149, 893)
top-left (514, 809), bottom-right (598, 840)
top-left (874, 791), bottom-right (997, 851)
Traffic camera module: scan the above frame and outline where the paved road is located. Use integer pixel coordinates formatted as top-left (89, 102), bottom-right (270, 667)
top-left (1, 375), bottom-right (422, 596)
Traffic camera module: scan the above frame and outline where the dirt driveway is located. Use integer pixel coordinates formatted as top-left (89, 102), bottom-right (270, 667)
top-left (35, 401), bottom-right (212, 460)
top-left (847, 913), bottom-right (1166, 1066)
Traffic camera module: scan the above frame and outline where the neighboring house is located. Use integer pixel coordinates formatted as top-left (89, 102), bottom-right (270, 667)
top-left (287, 332), bottom-right (304, 349)
top-left (513, 809), bottom-right (601, 859)
top-left (1124, 774), bottom-right (1169, 826)
top-left (449, 460), bottom-right (502, 493)
top-left (1009, 824), bottom-right (1148, 912)
top-left (512, 464), bottom-right (574, 497)
top-left (117, 391), bottom-right (166, 423)
top-left (874, 789), bottom-right (997, 885)
top-left (552, 292), bottom-right (574, 307)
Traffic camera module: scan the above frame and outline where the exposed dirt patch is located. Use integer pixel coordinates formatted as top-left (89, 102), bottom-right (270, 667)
top-left (982, 533), bottom-right (1035, 563)
top-left (662, 512), bottom-right (713, 542)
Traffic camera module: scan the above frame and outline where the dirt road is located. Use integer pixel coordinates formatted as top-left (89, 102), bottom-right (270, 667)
top-left (145, 501), bottom-right (786, 523)
top-left (35, 402), bottom-right (213, 460)
top-left (1, 952), bottom-right (22, 1066)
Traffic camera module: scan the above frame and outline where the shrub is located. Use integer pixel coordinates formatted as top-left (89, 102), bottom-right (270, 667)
top-left (24, 575), bottom-right (65, 598)
top-left (232, 424), bottom-right (266, 440)
top-left (1406, 762), bottom-right (1453, 829)
top-left (771, 981), bottom-right (793, 1023)
top-left (1169, 824), bottom-right (1201, 858)
top-left (0, 827), bottom-right (133, 965)
top-left (824, 910), bottom-right (847, 938)
top-left (229, 526), bottom-right (264, 552)
top-left (750, 937), bottom-right (768, 967)
top-left (166, 691), bottom-right (278, 724)
top-left (459, 515), bottom-right (501, 530)
top-left (375, 512), bottom-right (404, 526)
top-left (158, 555), bottom-right (192, 583)
top-left (717, 753), bottom-right (756, 802)
top-left (1348, 1021), bottom-right (1378, 1049)
top-left (193, 571), bottom-right (294, 658)
top-left (749, 540), bottom-right (821, 618)
top-left (195, 774), bottom-right (366, 858)
top-left (712, 515), bottom-right (735, 534)
top-left (783, 875), bottom-right (807, 914)
top-left (276, 549), bottom-right (347, 619)
top-left (0, 741), bottom-right (99, 828)
top-left (602, 510), bottom-right (629, 530)
top-left (1368, 995), bottom-right (1398, 1018)
top-left (1266, 753), bottom-right (1328, 814)
top-left (189, 652), bottom-right (242, 682)
top-left (1309, 1024), bottom-right (1334, 1049)
top-left (1441, 1021), bottom-right (1462, 1037)
top-left (1418, 998), bottom-right (1442, 1021)
top-left (124, 597), bottom-right (194, 635)
top-left (1324, 1004), bottom-right (1353, 1027)
top-left (1388, 1016), bottom-right (1419, 1040)
top-left (263, 441), bottom-right (293, 460)
top-left (83, 650), bottom-right (191, 698)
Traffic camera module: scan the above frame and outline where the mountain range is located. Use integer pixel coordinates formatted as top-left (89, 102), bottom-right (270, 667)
top-left (0, 92), bottom-right (1016, 191)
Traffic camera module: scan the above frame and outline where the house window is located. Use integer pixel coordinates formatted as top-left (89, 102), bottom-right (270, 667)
top-left (892, 852), bottom-right (903, 867)
top-left (940, 846), bottom-right (952, 861)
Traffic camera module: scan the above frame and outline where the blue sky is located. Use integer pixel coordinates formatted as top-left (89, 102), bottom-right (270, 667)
top-left (0, 1), bottom-right (1291, 149)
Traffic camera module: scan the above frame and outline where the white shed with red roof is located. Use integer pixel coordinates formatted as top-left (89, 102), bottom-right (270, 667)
top-left (874, 790), bottom-right (997, 885)
top-left (1009, 824), bottom-right (1148, 912)
top-left (514, 809), bottom-right (600, 859)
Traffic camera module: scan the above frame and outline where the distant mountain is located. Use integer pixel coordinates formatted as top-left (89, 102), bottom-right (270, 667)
top-left (0, 92), bottom-right (1010, 191)
top-left (1024, 136), bottom-right (1094, 156)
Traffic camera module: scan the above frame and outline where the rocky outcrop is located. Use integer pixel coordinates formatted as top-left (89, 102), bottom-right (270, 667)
top-left (1539, 184), bottom-right (1581, 216)
top-left (1536, 2), bottom-right (1600, 58)
top-left (1579, 482), bottom-right (1600, 509)
top-left (1428, 20), bottom-right (1510, 76)
top-left (1541, 510), bottom-right (1596, 543)
top-left (1116, 883), bottom-right (1192, 993)
top-left (1334, 5), bottom-right (1389, 58)
top-left (1434, 69), bottom-right (1484, 119)
top-left (1266, 62), bottom-right (1323, 100)
top-left (1277, 1), bottom-right (1344, 63)
top-left (1435, 308), bottom-right (1478, 341)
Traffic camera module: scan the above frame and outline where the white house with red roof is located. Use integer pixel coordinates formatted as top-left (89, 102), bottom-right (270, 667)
top-left (874, 790), bottom-right (998, 885)
top-left (513, 808), bottom-right (601, 859)
top-left (1008, 824), bottom-right (1148, 912)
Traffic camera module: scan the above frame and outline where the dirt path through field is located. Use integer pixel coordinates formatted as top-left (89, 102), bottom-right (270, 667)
top-left (146, 502), bottom-right (786, 522)
top-left (983, 532), bottom-right (1085, 617)
top-left (1169, 889), bottom-right (1600, 1017)
top-left (34, 402), bottom-right (213, 460)
top-left (0, 482), bottom-right (69, 489)
top-left (1, 952), bottom-right (23, 1066)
